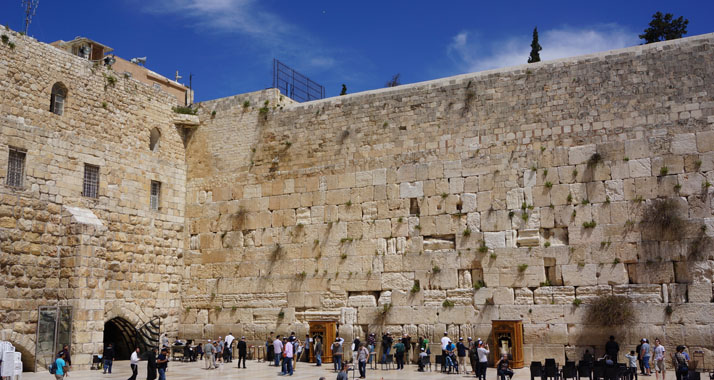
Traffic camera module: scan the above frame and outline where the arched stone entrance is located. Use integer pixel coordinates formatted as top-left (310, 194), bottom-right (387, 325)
top-left (103, 317), bottom-right (139, 360)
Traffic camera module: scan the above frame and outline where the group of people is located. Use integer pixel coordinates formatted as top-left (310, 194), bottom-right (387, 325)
top-left (199, 333), bottom-right (248, 369)
top-left (580, 336), bottom-right (692, 380)
top-left (270, 332), bottom-right (317, 376)
top-left (435, 332), bottom-right (493, 377)
top-left (630, 337), bottom-right (691, 380)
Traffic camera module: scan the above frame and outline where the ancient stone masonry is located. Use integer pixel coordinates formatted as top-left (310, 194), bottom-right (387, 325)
top-left (0, 29), bottom-right (187, 369)
top-left (184, 34), bottom-right (714, 363)
top-left (2, 25), bottom-right (714, 370)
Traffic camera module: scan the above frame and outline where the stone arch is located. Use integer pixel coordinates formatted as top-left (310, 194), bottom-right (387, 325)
top-left (104, 317), bottom-right (139, 360)
top-left (7, 331), bottom-right (37, 372)
top-left (149, 127), bottom-right (161, 152)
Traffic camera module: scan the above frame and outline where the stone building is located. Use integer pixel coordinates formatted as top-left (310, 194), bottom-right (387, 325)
top-left (2, 26), bottom-right (714, 370)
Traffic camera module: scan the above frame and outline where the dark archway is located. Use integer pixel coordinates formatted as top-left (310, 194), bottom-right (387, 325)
top-left (104, 317), bottom-right (139, 360)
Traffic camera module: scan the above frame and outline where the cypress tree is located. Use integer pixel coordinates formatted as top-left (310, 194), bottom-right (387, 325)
top-left (528, 27), bottom-right (542, 63)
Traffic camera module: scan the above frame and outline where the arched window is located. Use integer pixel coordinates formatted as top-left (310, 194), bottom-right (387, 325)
top-left (50, 82), bottom-right (67, 115)
top-left (149, 127), bottom-right (161, 152)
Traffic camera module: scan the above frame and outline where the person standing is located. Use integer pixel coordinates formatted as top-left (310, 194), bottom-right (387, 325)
top-left (273, 335), bottom-right (283, 368)
top-left (128, 347), bottom-right (140, 380)
top-left (281, 337), bottom-right (289, 375)
top-left (60, 345), bottom-right (72, 367)
top-left (381, 333), bottom-right (392, 364)
top-left (225, 332), bottom-right (235, 363)
top-left (267, 332), bottom-right (275, 364)
top-left (304, 334), bottom-right (311, 363)
top-left (103, 343), bottom-right (115, 374)
top-left (146, 347), bottom-right (157, 380)
top-left (674, 345), bottom-right (689, 380)
top-left (394, 339), bottom-right (406, 370)
top-left (54, 351), bottom-right (69, 380)
top-left (478, 341), bottom-right (490, 380)
top-left (357, 343), bottom-right (369, 378)
top-left (636, 340), bottom-right (645, 375)
top-left (641, 339), bottom-right (652, 376)
top-left (469, 338), bottom-right (479, 376)
top-left (441, 332), bottom-right (450, 360)
top-left (625, 350), bottom-right (638, 380)
top-left (653, 338), bottom-right (666, 380)
top-left (315, 336), bottom-right (323, 367)
top-left (204, 339), bottom-right (216, 369)
top-left (402, 334), bottom-right (412, 364)
top-left (216, 337), bottom-right (224, 364)
top-left (237, 337), bottom-right (247, 368)
top-left (352, 336), bottom-right (361, 364)
top-left (367, 333), bottom-right (376, 364)
top-left (332, 338), bottom-right (344, 372)
top-left (606, 336), bottom-right (620, 362)
top-left (156, 348), bottom-right (168, 380)
top-left (457, 338), bottom-right (467, 373)
top-left (284, 336), bottom-right (294, 376)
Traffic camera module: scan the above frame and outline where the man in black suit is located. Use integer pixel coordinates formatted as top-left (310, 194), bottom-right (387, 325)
top-left (237, 337), bottom-right (248, 368)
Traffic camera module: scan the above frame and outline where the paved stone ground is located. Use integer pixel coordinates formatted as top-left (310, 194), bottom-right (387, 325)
top-left (21, 360), bottom-right (685, 380)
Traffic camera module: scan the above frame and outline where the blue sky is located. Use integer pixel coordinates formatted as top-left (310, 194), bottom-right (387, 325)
top-left (1, 1), bottom-right (713, 102)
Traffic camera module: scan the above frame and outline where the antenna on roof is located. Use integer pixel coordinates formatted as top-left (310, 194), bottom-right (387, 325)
top-left (21, 0), bottom-right (39, 35)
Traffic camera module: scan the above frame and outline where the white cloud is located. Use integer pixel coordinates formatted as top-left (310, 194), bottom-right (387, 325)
top-left (448, 25), bottom-right (639, 74)
top-left (143, 0), bottom-right (335, 70)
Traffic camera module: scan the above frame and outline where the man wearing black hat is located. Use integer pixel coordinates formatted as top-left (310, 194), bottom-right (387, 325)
top-left (237, 337), bottom-right (247, 369)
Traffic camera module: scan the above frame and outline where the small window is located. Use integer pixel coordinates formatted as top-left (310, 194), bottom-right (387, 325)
top-left (83, 164), bottom-right (99, 198)
top-left (409, 198), bottom-right (420, 216)
top-left (6, 147), bottom-right (26, 188)
top-left (50, 83), bottom-right (68, 115)
top-left (149, 128), bottom-right (161, 152)
top-left (150, 181), bottom-right (161, 210)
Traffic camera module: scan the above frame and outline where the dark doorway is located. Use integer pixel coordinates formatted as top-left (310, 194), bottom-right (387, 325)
top-left (104, 317), bottom-right (139, 360)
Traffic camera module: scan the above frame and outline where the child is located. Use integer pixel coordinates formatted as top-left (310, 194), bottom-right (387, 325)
top-left (625, 351), bottom-right (638, 380)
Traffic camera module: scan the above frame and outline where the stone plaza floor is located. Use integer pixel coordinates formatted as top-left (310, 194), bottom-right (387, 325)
top-left (18, 360), bottom-right (687, 380)
top-left (22, 359), bottom-right (520, 380)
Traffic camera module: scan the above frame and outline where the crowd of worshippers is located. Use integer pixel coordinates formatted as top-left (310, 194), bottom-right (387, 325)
top-left (76, 332), bottom-right (691, 380)
top-left (531, 336), bottom-right (693, 380)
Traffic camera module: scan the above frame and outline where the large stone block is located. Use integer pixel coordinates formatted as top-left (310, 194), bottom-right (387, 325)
top-left (381, 272), bottom-right (415, 290)
top-left (562, 264), bottom-right (598, 286)
top-left (626, 262), bottom-right (675, 284)
top-left (399, 181), bottom-right (424, 198)
top-left (569, 145), bottom-right (597, 165)
top-left (671, 133), bottom-right (697, 154)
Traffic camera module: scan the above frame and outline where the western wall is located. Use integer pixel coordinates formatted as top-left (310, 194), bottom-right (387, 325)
top-left (184, 33), bottom-right (714, 364)
top-left (1, 25), bottom-right (714, 370)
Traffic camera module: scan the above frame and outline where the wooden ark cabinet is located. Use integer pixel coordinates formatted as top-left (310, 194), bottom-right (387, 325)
top-left (491, 320), bottom-right (524, 369)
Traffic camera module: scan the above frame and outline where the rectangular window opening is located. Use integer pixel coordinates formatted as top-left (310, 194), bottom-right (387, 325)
top-left (83, 164), bottom-right (99, 198)
top-left (51, 93), bottom-right (65, 115)
top-left (6, 147), bottom-right (26, 188)
top-left (150, 180), bottom-right (161, 210)
top-left (409, 198), bottom-right (420, 216)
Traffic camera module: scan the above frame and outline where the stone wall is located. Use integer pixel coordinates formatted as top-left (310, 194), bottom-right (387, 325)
top-left (185, 33), bottom-right (714, 363)
top-left (0, 29), bottom-right (186, 369)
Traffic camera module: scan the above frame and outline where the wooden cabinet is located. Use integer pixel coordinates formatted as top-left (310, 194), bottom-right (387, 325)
top-left (309, 321), bottom-right (336, 363)
top-left (491, 320), bottom-right (524, 369)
